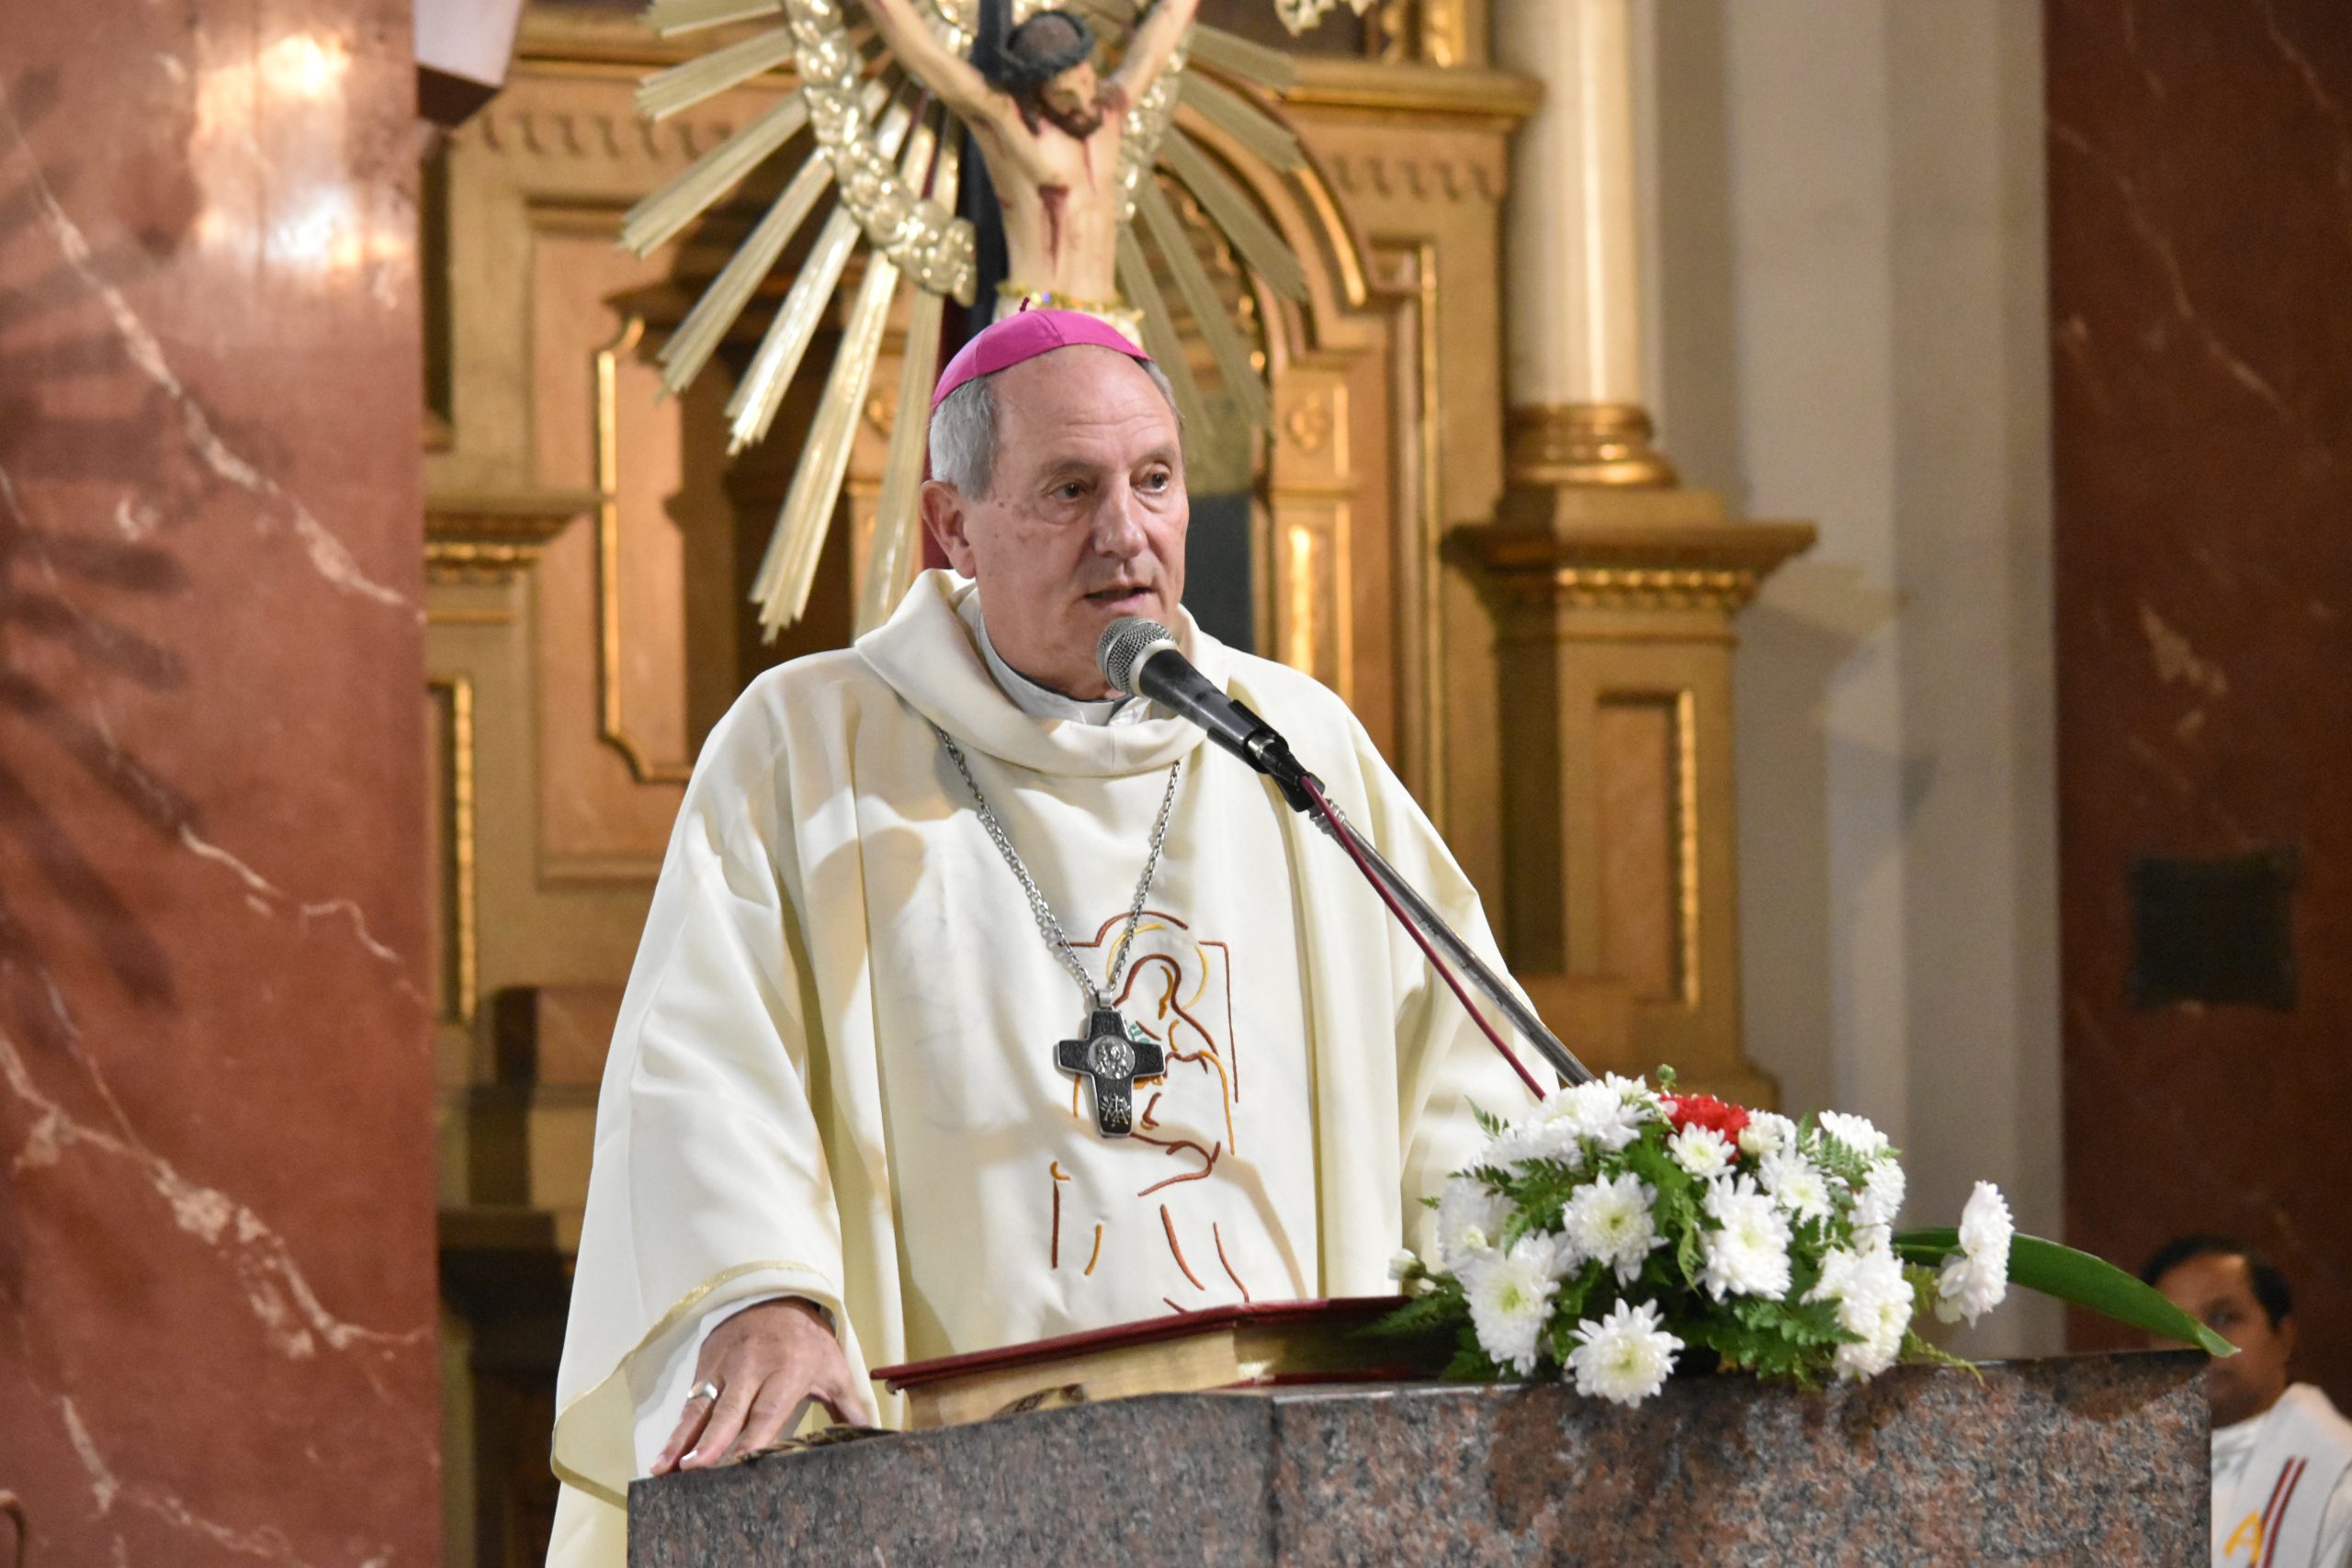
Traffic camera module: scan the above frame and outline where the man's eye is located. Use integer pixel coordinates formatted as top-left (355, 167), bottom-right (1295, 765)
top-left (1140, 469), bottom-right (1170, 491)
top-left (1055, 481), bottom-right (1086, 500)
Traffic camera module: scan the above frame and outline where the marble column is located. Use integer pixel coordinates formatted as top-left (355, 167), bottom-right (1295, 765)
top-left (2050, 0), bottom-right (2352, 1398)
top-left (0, 1), bottom-right (438, 1562)
top-left (1493, 0), bottom-right (1675, 486)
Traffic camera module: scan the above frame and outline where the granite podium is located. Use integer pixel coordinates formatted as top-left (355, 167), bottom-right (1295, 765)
top-left (628, 1351), bottom-right (2207, 1565)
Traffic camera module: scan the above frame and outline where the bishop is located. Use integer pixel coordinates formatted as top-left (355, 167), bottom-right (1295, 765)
top-left (545, 310), bottom-right (1539, 1564)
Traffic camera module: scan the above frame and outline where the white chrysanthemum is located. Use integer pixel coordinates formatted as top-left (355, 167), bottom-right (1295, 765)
top-left (1436, 1176), bottom-right (1511, 1269)
top-left (1564, 1079), bottom-right (1647, 1153)
top-left (1957, 1180), bottom-right (2014, 1259)
top-left (1667, 1124), bottom-right (1735, 1180)
top-left (1699, 1177), bottom-right (1793, 1302)
top-left (1388, 1248), bottom-right (1419, 1280)
top-left (1934, 1181), bottom-right (2013, 1325)
top-left (1935, 1252), bottom-right (2007, 1325)
top-left (1600, 1071), bottom-right (1654, 1105)
top-left (1462, 1233), bottom-right (1568, 1375)
top-left (1737, 1111), bottom-right (1797, 1161)
top-left (1564, 1171), bottom-right (1664, 1285)
top-left (1837, 1290), bottom-right (1912, 1380)
top-left (1505, 1079), bottom-right (1645, 1163)
top-left (1851, 1160), bottom-right (1907, 1231)
top-left (1815, 1110), bottom-right (1892, 1160)
top-left (1492, 1084), bottom-right (1591, 1165)
top-left (1757, 1150), bottom-right (1833, 1222)
top-left (1807, 1244), bottom-right (1914, 1381)
top-left (1566, 1297), bottom-right (1683, 1407)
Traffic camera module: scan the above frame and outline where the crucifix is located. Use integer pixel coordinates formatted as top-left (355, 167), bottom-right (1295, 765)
top-left (1057, 1007), bottom-right (1165, 1137)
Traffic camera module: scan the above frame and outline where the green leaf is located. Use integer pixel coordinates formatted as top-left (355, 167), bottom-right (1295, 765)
top-left (1371, 1290), bottom-right (1463, 1339)
top-left (1899, 1328), bottom-right (1984, 1380)
top-left (1892, 1225), bottom-right (1958, 1261)
top-left (1893, 1229), bottom-right (2235, 1359)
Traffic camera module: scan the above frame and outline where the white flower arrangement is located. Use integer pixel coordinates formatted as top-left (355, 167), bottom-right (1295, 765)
top-left (1380, 1068), bottom-right (2228, 1401)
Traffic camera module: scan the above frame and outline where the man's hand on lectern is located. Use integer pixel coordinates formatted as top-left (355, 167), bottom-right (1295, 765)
top-left (654, 1297), bottom-right (875, 1473)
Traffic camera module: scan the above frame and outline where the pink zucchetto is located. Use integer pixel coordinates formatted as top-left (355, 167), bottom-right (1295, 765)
top-left (929, 308), bottom-right (1152, 411)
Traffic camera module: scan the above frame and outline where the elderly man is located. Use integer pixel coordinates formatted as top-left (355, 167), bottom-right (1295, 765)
top-left (2145, 1235), bottom-right (2352, 1568)
top-left (543, 311), bottom-right (1532, 1561)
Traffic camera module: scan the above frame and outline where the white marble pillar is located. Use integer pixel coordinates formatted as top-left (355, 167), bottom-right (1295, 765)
top-left (1494, 0), bottom-right (1675, 485)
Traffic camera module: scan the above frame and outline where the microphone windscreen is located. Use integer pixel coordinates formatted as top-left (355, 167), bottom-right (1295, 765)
top-left (1096, 616), bottom-right (1176, 696)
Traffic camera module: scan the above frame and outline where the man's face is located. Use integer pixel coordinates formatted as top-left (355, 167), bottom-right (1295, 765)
top-left (2153, 1252), bottom-right (2294, 1428)
top-left (924, 345), bottom-right (1187, 700)
top-left (1034, 62), bottom-right (1103, 139)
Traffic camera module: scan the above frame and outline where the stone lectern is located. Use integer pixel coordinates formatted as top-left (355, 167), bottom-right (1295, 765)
top-left (628, 1351), bottom-right (2206, 1565)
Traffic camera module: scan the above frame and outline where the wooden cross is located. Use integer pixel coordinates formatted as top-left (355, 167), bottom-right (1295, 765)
top-left (1057, 1007), bottom-right (1165, 1138)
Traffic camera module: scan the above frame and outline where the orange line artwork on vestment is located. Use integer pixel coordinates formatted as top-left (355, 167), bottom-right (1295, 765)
top-left (1047, 1160), bottom-right (1071, 1268)
top-left (1199, 940), bottom-right (1238, 1099)
top-left (1118, 953), bottom-right (1238, 1156)
top-left (1213, 1221), bottom-right (1251, 1303)
top-left (1159, 1203), bottom-right (1204, 1290)
top-left (1085, 1224), bottom-right (1104, 1276)
top-left (1165, 1044), bottom-right (1237, 1158)
top-left (1134, 1135), bottom-right (1220, 1197)
top-left (1072, 908), bottom-right (1242, 1160)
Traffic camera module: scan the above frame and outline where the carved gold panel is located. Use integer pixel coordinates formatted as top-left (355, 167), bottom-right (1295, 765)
top-left (1594, 691), bottom-right (1698, 1008)
top-left (423, 50), bottom-right (793, 1062)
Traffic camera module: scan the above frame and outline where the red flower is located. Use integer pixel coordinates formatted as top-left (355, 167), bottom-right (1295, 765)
top-left (1661, 1092), bottom-right (1750, 1142)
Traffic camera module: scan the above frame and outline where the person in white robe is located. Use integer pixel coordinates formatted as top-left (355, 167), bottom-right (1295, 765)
top-left (541, 310), bottom-right (1540, 1564)
top-left (2148, 1236), bottom-right (2352, 1568)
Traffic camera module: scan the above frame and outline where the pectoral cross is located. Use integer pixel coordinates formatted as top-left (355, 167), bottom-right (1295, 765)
top-left (1057, 1007), bottom-right (1165, 1138)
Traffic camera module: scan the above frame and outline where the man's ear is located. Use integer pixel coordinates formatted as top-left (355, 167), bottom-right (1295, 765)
top-left (922, 479), bottom-right (979, 577)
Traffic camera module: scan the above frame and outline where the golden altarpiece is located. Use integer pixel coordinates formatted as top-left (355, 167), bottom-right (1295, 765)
top-left (420, 2), bottom-right (1809, 1558)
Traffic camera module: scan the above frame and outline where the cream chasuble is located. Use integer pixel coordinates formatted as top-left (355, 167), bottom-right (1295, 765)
top-left (546, 571), bottom-right (1535, 1562)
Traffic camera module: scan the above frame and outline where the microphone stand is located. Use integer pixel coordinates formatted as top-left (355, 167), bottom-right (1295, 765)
top-left (1099, 620), bottom-right (1594, 1092)
top-left (1293, 783), bottom-right (1595, 1090)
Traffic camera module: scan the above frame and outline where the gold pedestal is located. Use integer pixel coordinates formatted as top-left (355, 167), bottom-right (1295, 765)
top-left (1459, 481), bottom-right (1813, 1107)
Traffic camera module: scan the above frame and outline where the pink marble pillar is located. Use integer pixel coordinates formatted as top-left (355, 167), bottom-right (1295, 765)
top-left (0, 1), bottom-right (438, 1562)
top-left (2050, 0), bottom-right (2352, 1408)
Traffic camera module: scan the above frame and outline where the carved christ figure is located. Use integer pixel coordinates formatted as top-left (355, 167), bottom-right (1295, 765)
top-left (859, 0), bottom-right (1200, 326)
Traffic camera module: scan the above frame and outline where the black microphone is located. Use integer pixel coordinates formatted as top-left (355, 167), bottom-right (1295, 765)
top-left (1096, 617), bottom-right (1315, 811)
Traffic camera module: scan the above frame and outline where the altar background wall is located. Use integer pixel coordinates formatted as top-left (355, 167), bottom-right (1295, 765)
top-left (2041, 0), bottom-right (2352, 1405)
top-left (1633, 0), bottom-right (2064, 1357)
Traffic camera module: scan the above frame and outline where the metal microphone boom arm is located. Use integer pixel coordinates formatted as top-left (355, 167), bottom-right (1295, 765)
top-left (1092, 615), bottom-right (1592, 1089)
top-left (1297, 789), bottom-right (1594, 1089)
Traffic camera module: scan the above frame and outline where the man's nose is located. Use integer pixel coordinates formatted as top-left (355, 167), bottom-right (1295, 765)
top-left (1090, 482), bottom-right (1148, 557)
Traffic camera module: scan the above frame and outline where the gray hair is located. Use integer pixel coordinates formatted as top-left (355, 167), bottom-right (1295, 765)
top-left (927, 355), bottom-right (1180, 499)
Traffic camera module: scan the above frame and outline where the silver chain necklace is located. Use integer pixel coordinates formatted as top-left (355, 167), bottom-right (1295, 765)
top-left (933, 723), bottom-right (1182, 1138)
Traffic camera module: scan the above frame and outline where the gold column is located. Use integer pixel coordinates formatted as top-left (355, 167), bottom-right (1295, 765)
top-left (1492, 0), bottom-right (1674, 487)
top-left (1477, 1), bottom-right (1814, 1101)
top-left (1461, 491), bottom-right (1811, 1105)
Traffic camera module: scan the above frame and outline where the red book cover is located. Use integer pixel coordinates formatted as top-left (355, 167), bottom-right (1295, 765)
top-left (871, 1295), bottom-right (1408, 1393)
